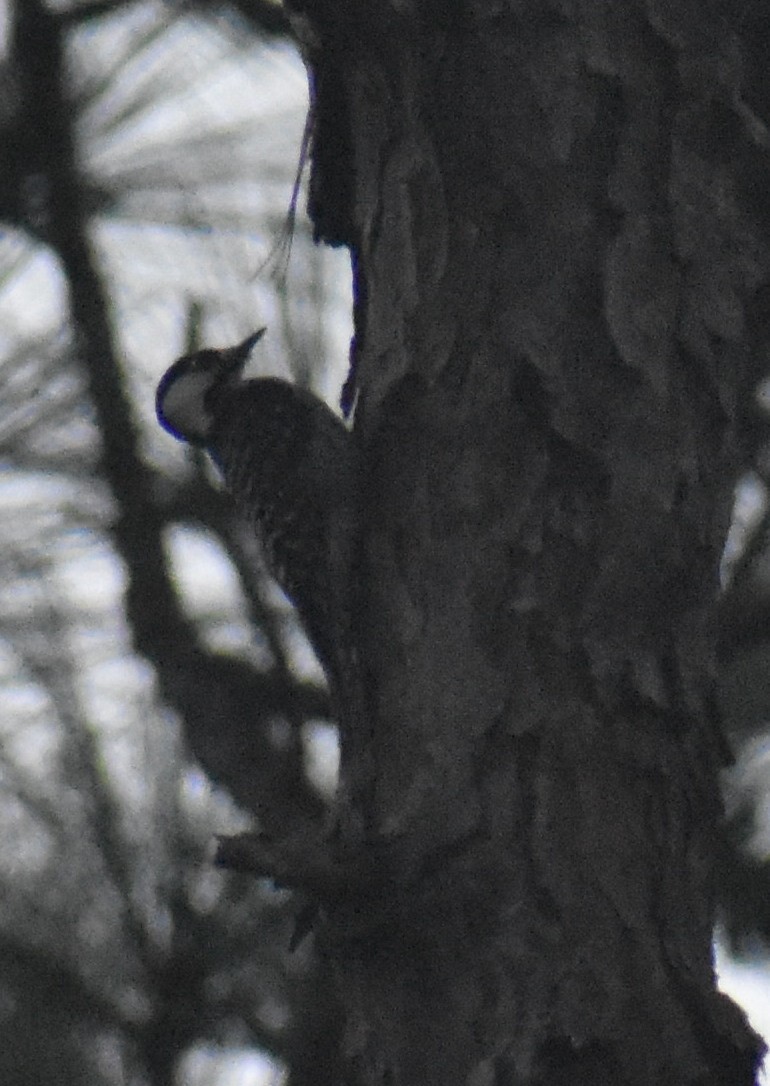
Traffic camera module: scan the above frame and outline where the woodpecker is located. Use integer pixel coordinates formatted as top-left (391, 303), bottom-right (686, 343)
top-left (155, 329), bottom-right (360, 717)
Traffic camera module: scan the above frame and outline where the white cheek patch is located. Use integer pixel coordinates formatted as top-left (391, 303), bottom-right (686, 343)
top-left (160, 371), bottom-right (215, 441)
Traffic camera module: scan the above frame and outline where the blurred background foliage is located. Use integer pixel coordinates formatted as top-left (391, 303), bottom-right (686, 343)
top-left (0, 1), bottom-right (769, 1084)
top-left (1, 0), bottom-right (350, 1083)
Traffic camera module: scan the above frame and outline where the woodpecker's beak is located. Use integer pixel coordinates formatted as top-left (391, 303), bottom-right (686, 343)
top-left (222, 328), bottom-right (266, 378)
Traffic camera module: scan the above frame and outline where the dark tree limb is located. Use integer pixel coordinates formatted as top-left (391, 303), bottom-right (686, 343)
top-left (285, 2), bottom-right (768, 1084)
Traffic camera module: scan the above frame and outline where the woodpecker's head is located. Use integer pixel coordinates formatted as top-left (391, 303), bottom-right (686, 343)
top-left (156, 329), bottom-right (266, 445)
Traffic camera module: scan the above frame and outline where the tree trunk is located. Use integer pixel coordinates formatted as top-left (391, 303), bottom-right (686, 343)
top-left (289, 2), bottom-right (769, 1083)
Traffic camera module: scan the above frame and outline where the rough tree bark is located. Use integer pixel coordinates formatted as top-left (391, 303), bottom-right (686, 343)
top-left (279, 2), bottom-right (770, 1084)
